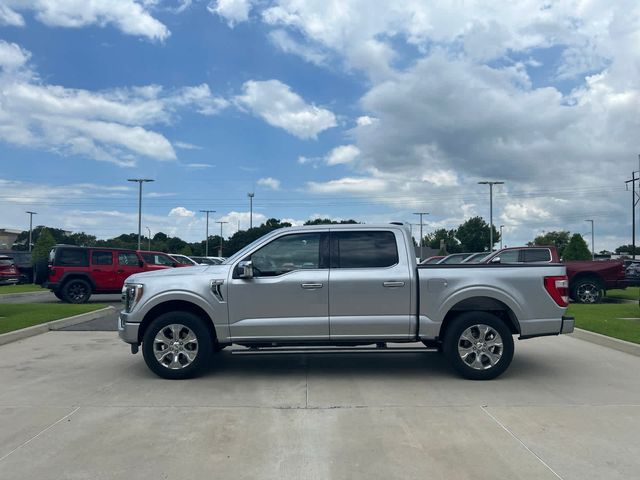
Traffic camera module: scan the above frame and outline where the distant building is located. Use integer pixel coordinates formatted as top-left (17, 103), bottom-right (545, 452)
top-left (0, 228), bottom-right (22, 249)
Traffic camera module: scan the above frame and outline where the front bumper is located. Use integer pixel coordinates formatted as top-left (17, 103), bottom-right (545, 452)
top-left (118, 311), bottom-right (140, 344)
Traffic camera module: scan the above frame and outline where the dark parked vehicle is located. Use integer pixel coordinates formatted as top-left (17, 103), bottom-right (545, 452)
top-left (37, 245), bottom-right (173, 303)
top-left (0, 250), bottom-right (32, 283)
top-left (0, 255), bottom-right (20, 285)
top-left (436, 253), bottom-right (474, 264)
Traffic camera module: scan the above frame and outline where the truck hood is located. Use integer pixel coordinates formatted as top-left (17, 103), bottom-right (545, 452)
top-left (125, 264), bottom-right (231, 283)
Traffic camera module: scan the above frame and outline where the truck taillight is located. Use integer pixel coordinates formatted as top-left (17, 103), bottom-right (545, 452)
top-left (544, 276), bottom-right (569, 307)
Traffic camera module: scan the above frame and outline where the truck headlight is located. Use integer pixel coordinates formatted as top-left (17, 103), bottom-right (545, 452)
top-left (122, 284), bottom-right (144, 312)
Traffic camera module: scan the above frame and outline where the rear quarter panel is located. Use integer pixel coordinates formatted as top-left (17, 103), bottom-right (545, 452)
top-left (418, 264), bottom-right (568, 339)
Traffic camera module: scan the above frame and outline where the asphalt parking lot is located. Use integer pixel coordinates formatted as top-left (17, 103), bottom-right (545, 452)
top-left (0, 319), bottom-right (639, 480)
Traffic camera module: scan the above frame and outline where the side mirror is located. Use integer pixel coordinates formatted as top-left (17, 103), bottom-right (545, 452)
top-left (138, 260), bottom-right (144, 268)
top-left (490, 256), bottom-right (501, 264)
top-left (172, 262), bottom-right (178, 268)
top-left (236, 260), bottom-right (254, 279)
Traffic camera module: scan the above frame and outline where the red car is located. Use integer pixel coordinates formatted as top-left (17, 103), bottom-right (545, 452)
top-left (0, 255), bottom-right (20, 285)
top-left (37, 245), bottom-right (174, 303)
top-left (484, 246), bottom-right (626, 303)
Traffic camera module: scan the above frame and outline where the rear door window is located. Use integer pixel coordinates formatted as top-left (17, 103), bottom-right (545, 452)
top-left (56, 248), bottom-right (89, 266)
top-left (91, 251), bottom-right (113, 265)
top-left (523, 249), bottom-right (551, 262)
top-left (118, 252), bottom-right (140, 266)
top-left (332, 231), bottom-right (398, 268)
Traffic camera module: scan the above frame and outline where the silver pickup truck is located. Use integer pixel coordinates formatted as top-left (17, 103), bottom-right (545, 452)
top-left (119, 224), bottom-right (574, 380)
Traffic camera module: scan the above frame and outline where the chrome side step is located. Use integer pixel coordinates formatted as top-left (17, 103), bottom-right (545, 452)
top-left (230, 346), bottom-right (435, 355)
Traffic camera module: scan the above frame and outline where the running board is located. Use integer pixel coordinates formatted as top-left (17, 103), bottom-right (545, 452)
top-left (230, 346), bottom-right (436, 355)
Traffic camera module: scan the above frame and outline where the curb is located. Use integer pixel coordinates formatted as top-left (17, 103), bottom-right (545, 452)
top-left (0, 306), bottom-right (115, 346)
top-left (0, 290), bottom-right (52, 302)
top-left (571, 328), bottom-right (640, 357)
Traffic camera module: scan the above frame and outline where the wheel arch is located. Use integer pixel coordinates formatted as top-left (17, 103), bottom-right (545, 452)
top-left (59, 272), bottom-right (96, 290)
top-left (570, 272), bottom-right (604, 290)
top-left (438, 296), bottom-right (520, 342)
top-left (138, 300), bottom-right (218, 346)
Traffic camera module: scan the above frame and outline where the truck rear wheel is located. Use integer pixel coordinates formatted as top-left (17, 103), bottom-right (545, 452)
top-left (142, 312), bottom-right (213, 380)
top-left (443, 312), bottom-right (514, 380)
top-left (571, 278), bottom-right (602, 304)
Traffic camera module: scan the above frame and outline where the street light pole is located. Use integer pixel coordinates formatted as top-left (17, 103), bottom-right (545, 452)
top-left (26, 211), bottom-right (37, 252)
top-left (199, 210), bottom-right (216, 256)
top-left (216, 221), bottom-right (228, 256)
top-left (146, 226), bottom-right (151, 251)
top-left (478, 181), bottom-right (504, 252)
top-left (247, 192), bottom-right (255, 229)
top-left (413, 212), bottom-right (429, 260)
top-left (585, 219), bottom-right (595, 260)
top-left (127, 179), bottom-right (154, 250)
top-left (500, 225), bottom-right (504, 250)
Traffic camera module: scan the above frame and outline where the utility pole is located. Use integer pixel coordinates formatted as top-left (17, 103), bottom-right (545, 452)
top-left (127, 178), bottom-right (154, 250)
top-left (478, 181), bottom-right (504, 252)
top-left (413, 212), bottom-right (429, 260)
top-left (216, 221), bottom-right (228, 256)
top-left (247, 192), bottom-right (255, 229)
top-left (585, 220), bottom-right (594, 260)
top-left (146, 226), bottom-right (151, 251)
top-left (199, 210), bottom-right (216, 256)
top-left (499, 225), bottom-right (505, 250)
top-left (26, 211), bottom-right (37, 252)
top-left (625, 156), bottom-right (640, 259)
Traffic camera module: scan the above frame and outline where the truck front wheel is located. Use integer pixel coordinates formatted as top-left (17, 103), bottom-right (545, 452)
top-left (142, 312), bottom-right (213, 379)
top-left (443, 312), bottom-right (514, 380)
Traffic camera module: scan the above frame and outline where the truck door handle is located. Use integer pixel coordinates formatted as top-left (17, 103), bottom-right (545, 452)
top-left (117, 269), bottom-right (125, 273)
top-left (383, 281), bottom-right (405, 288)
top-left (301, 283), bottom-right (323, 289)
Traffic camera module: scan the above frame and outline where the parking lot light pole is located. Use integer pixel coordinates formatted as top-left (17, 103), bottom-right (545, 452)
top-left (199, 210), bottom-right (216, 256)
top-left (26, 211), bottom-right (37, 252)
top-left (216, 221), bottom-right (228, 256)
top-left (585, 219), bottom-right (595, 260)
top-left (413, 212), bottom-right (429, 261)
top-left (248, 192), bottom-right (255, 229)
top-left (127, 179), bottom-right (154, 250)
top-left (478, 181), bottom-right (504, 252)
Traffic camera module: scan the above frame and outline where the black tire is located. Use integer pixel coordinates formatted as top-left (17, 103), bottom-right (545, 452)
top-left (443, 312), bottom-right (514, 380)
top-left (142, 311), bottom-right (213, 380)
top-left (53, 291), bottom-right (64, 301)
top-left (33, 259), bottom-right (49, 285)
top-left (571, 278), bottom-right (603, 304)
top-left (61, 278), bottom-right (92, 304)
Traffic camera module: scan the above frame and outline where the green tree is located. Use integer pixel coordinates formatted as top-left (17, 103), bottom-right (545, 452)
top-left (615, 244), bottom-right (640, 255)
top-left (563, 234), bottom-right (592, 260)
top-left (67, 232), bottom-right (97, 247)
top-left (31, 228), bottom-right (56, 264)
top-left (425, 228), bottom-right (461, 254)
top-left (529, 231), bottom-right (570, 257)
top-left (455, 217), bottom-right (499, 252)
top-left (303, 218), bottom-right (359, 225)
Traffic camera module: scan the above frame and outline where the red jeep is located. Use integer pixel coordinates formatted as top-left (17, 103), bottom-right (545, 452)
top-left (36, 245), bottom-right (174, 303)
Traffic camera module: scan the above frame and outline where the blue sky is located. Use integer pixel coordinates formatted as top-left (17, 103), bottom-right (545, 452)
top-left (0, 1), bottom-right (638, 251)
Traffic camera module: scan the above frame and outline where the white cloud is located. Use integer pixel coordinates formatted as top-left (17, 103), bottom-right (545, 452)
top-left (169, 206), bottom-right (196, 218)
top-left (174, 141), bottom-right (202, 150)
top-left (0, 41), bottom-right (227, 166)
top-left (257, 177), bottom-right (281, 190)
top-left (235, 79), bottom-right (336, 139)
top-left (356, 115), bottom-right (376, 126)
top-left (307, 176), bottom-right (386, 195)
top-left (184, 163), bottom-right (212, 169)
top-left (207, 0), bottom-right (253, 26)
top-left (2, 0), bottom-right (170, 41)
top-left (268, 29), bottom-right (327, 65)
top-left (326, 145), bottom-right (360, 166)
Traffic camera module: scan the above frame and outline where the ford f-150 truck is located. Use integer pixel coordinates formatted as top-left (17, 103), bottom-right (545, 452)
top-left (119, 224), bottom-right (574, 380)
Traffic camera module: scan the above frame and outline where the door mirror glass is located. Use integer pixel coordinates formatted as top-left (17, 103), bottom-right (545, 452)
top-left (490, 256), bottom-right (501, 264)
top-left (236, 260), bottom-right (254, 279)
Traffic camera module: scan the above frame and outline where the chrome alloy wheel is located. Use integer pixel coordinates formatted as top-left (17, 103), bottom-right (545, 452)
top-left (576, 282), bottom-right (599, 303)
top-left (457, 324), bottom-right (503, 370)
top-left (153, 324), bottom-right (199, 370)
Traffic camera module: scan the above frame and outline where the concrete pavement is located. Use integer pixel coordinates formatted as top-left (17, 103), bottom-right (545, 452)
top-left (0, 332), bottom-right (638, 479)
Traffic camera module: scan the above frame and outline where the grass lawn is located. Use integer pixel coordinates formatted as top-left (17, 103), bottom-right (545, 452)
top-left (606, 288), bottom-right (640, 301)
top-left (0, 284), bottom-right (45, 295)
top-left (0, 303), bottom-right (106, 334)
top-left (568, 303), bottom-right (640, 344)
